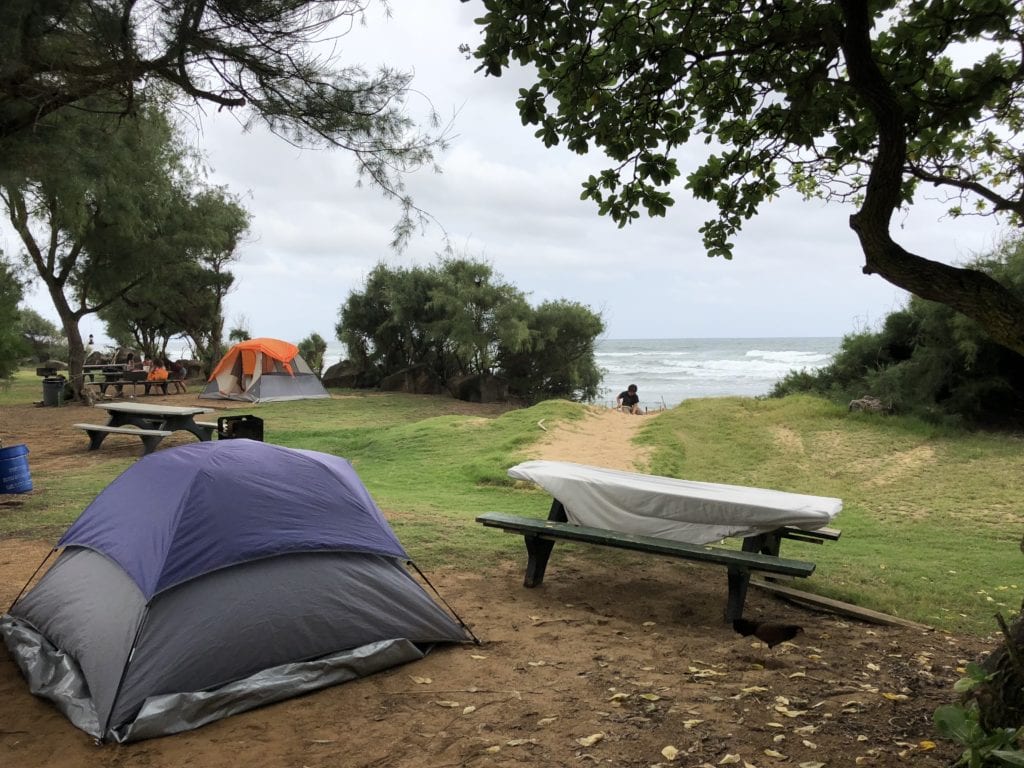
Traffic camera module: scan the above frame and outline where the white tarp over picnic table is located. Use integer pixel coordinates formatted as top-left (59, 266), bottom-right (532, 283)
top-left (506, 460), bottom-right (842, 545)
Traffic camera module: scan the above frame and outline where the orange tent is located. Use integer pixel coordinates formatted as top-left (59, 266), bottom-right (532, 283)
top-left (200, 338), bottom-right (329, 402)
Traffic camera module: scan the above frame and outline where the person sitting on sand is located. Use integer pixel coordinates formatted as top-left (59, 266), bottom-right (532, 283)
top-left (616, 384), bottom-right (641, 415)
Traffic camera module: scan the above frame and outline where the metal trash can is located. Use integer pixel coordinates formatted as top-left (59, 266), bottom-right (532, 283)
top-left (42, 376), bottom-right (66, 407)
top-left (217, 415), bottom-right (264, 441)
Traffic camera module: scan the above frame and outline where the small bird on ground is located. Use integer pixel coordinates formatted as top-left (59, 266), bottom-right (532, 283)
top-left (732, 618), bottom-right (804, 649)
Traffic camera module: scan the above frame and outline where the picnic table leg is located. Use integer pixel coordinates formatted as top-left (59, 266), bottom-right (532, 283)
top-left (139, 434), bottom-right (165, 455)
top-left (742, 531), bottom-right (783, 557)
top-left (523, 534), bottom-right (556, 587)
top-left (160, 416), bottom-right (213, 441)
top-left (725, 565), bottom-right (751, 622)
top-left (85, 429), bottom-right (108, 451)
top-left (106, 413), bottom-right (151, 429)
top-left (547, 498), bottom-right (569, 522)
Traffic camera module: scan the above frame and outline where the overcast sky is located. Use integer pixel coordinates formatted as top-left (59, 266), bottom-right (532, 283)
top-left (12, 2), bottom-right (1008, 349)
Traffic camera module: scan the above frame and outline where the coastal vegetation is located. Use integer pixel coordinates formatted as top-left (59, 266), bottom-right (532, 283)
top-left (771, 234), bottom-right (1024, 429)
top-left (336, 257), bottom-right (604, 403)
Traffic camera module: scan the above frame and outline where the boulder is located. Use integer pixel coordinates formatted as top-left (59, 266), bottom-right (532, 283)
top-left (379, 364), bottom-right (444, 395)
top-left (447, 373), bottom-right (509, 403)
top-left (322, 359), bottom-right (374, 389)
top-left (848, 396), bottom-right (888, 413)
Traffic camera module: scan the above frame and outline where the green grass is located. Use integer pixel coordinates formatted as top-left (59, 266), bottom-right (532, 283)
top-left (640, 395), bottom-right (1024, 635)
top-left (0, 368), bottom-right (45, 406)
top-left (3, 374), bottom-right (1021, 636)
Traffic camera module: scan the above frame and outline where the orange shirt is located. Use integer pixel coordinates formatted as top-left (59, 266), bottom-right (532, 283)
top-left (147, 366), bottom-right (169, 381)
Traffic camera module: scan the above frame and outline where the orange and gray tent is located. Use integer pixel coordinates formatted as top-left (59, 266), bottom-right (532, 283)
top-left (200, 338), bottom-right (329, 402)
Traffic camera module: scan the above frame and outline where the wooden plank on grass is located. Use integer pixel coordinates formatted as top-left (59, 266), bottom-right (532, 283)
top-left (751, 578), bottom-right (932, 630)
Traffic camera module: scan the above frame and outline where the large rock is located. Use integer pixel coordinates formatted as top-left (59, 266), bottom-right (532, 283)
top-left (379, 364), bottom-right (444, 395)
top-left (322, 360), bottom-right (373, 389)
top-left (447, 373), bottom-right (509, 403)
top-left (848, 395), bottom-right (889, 413)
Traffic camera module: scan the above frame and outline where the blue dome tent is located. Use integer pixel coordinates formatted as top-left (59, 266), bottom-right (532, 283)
top-left (1, 440), bottom-right (471, 742)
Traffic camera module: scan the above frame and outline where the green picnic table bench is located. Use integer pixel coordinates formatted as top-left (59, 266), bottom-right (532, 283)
top-left (477, 499), bottom-right (839, 622)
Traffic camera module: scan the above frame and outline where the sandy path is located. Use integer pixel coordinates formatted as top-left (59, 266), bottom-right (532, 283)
top-left (526, 406), bottom-right (655, 471)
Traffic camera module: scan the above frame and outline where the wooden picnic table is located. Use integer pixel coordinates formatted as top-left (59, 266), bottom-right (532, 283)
top-left (87, 373), bottom-right (187, 397)
top-left (95, 402), bottom-right (216, 440)
top-left (82, 363), bottom-right (125, 382)
top-left (479, 460), bottom-right (843, 621)
top-left (74, 402), bottom-right (217, 454)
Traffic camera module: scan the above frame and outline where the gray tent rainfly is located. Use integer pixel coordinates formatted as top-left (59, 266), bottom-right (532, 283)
top-left (0, 440), bottom-right (471, 742)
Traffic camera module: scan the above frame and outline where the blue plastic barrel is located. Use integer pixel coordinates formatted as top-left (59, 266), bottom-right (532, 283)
top-left (0, 444), bottom-right (32, 493)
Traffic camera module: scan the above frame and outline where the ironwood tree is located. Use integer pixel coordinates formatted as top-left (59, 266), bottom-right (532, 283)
top-left (0, 0), bottom-right (441, 244)
top-left (1, 99), bottom-right (248, 397)
top-left (466, 0), bottom-right (1024, 355)
top-left (100, 187), bottom-right (250, 372)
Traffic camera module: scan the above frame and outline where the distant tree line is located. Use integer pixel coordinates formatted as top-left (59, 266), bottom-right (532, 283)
top-left (336, 258), bottom-right (604, 403)
top-left (772, 236), bottom-right (1024, 429)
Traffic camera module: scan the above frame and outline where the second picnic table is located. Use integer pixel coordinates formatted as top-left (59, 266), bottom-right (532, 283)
top-left (74, 402), bottom-right (217, 454)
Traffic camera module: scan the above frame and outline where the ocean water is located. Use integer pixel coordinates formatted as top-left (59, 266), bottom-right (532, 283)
top-left (314, 337), bottom-right (837, 408)
top-left (594, 338), bottom-right (840, 408)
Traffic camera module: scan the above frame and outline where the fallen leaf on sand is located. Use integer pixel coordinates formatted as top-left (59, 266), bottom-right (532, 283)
top-left (662, 745), bottom-right (679, 760)
top-left (410, 676), bottom-right (432, 684)
top-left (433, 700), bottom-right (460, 708)
top-left (462, 705), bottom-right (476, 715)
top-left (577, 733), bottom-right (605, 747)
top-left (718, 754), bottom-right (741, 765)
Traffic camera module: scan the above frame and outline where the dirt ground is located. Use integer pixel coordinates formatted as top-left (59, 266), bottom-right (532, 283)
top-left (0, 394), bottom-right (994, 767)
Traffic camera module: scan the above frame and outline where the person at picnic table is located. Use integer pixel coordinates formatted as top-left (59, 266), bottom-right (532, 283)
top-left (147, 359), bottom-right (169, 382)
top-left (616, 384), bottom-right (641, 414)
top-left (167, 359), bottom-right (186, 380)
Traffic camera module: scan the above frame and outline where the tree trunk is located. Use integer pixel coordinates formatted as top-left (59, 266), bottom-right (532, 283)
top-left (49, 292), bottom-right (87, 401)
top-left (968, 606), bottom-right (1024, 732)
top-left (837, 0), bottom-right (1024, 359)
top-left (850, 221), bottom-right (1024, 357)
top-left (965, 539), bottom-right (1024, 732)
